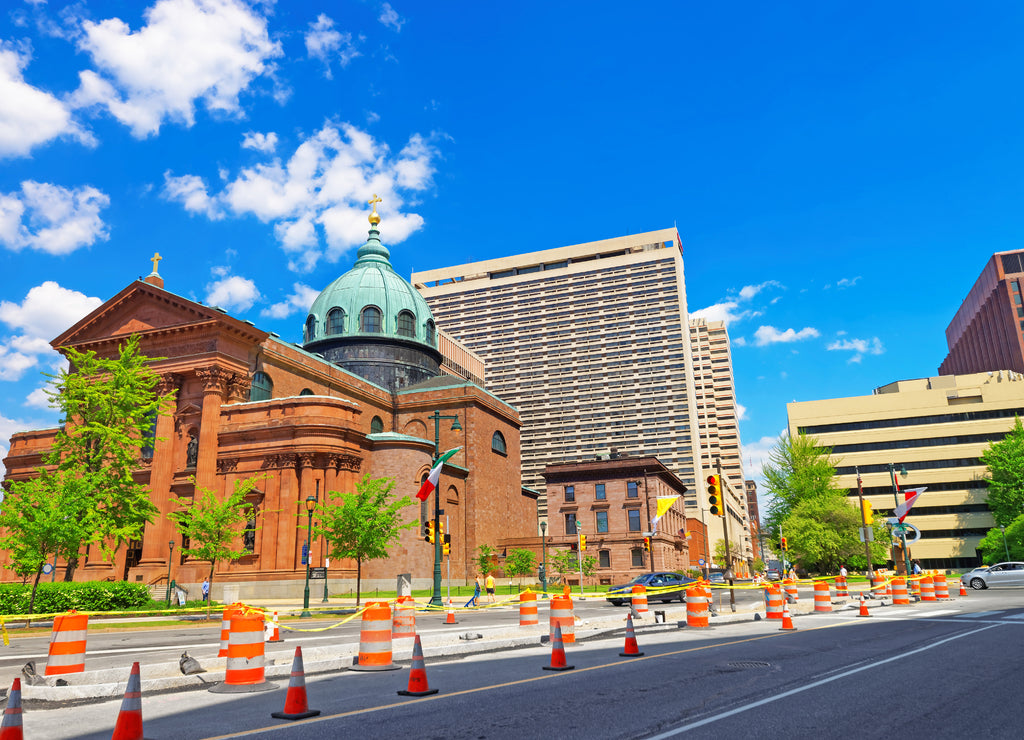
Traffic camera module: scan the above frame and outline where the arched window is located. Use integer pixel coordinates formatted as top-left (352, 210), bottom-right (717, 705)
top-left (396, 310), bottom-right (416, 338)
top-left (140, 412), bottom-right (157, 460)
top-left (491, 431), bottom-right (507, 456)
top-left (425, 319), bottom-right (436, 346)
top-left (360, 306), bottom-right (382, 333)
top-left (370, 416), bottom-right (384, 434)
top-left (304, 315), bottom-right (316, 342)
top-left (300, 388), bottom-right (314, 396)
top-left (327, 308), bottom-right (345, 335)
top-left (250, 371), bottom-right (273, 401)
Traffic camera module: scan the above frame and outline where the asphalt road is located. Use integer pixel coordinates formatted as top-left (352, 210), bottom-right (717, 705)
top-left (8, 587), bottom-right (1023, 739)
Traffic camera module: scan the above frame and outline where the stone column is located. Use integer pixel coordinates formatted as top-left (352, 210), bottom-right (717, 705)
top-left (275, 454), bottom-right (299, 571)
top-left (298, 453), bottom-right (317, 566)
top-left (195, 366), bottom-right (228, 492)
top-left (139, 373), bottom-right (182, 567)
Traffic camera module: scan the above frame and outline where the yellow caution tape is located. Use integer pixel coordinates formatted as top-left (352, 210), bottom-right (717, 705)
top-left (1, 617), bottom-right (8, 647)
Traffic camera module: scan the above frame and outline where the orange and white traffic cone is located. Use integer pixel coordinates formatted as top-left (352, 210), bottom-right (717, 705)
top-left (111, 662), bottom-right (145, 740)
top-left (1, 678), bottom-right (23, 740)
top-left (959, 581), bottom-right (967, 597)
top-left (271, 646), bottom-right (320, 720)
top-left (397, 635), bottom-right (438, 697)
top-left (267, 611), bottom-right (284, 643)
top-left (444, 598), bottom-right (458, 625)
top-left (542, 623), bottom-right (574, 672)
top-left (858, 594), bottom-right (871, 618)
top-left (780, 601), bottom-right (797, 631)
top-left (619, 613), bottom-right (644, 656)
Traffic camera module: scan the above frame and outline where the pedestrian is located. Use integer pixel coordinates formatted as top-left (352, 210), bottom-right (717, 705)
top-left (201, 577), bottom-right (210, 602)
top-left (912, 560), bottom-right (922, 575)
top-left (485, 573), bottom-right (496, 602)
top-left (839, 564), bottom-right (847, 579)
top-left (473, 575), bottom-right (482, 605)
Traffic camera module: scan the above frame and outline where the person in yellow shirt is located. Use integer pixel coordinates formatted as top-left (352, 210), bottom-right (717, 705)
top-left (485, 573), bottom-right (496, 602)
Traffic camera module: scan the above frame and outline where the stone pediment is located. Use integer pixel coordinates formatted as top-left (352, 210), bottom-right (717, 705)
top-left (53, 280), bottom-right (267, 351)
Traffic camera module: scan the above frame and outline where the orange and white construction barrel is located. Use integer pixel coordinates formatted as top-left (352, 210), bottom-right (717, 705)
top-left (784, 578), bottom-right (799, 603)
top-left (813, 581), bottom-right (832, 613)
top-left (210, 611), bottom-right (275, 692)
top-left (350, 601), bottom-right (400, 671)
top-left (835, 576), bottom-right (849, 597)
top-left (519, 590), bottom-right (539, 626)
top-left (765, 584), bottom-right (783, 620)
top-left (933, 574), bottom-right (950, 600)
top-left (218, 603), bottom-right (242, 657)
top-left (631, 585), bottom-right (648, 615)
top-left (45, 610), bottom-right (89, 676)
top-left (549, 595), bottom-right (575, 644)
top-left (391, 596), bottom-right (417, 639)
top-left (891, 577), bottom-right (910, 606)
top-left (685, 586), bottom-right (709, 628)
top-left (920, 576), bottom-right (936, 602)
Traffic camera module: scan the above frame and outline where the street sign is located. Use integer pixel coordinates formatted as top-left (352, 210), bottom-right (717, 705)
top-left (858, 528), bottom-right (875, 542)
top-left (698, 558), bottom-right (706, 565)
top-left (41, 563), bottom-right (53, 575)
top-left (309, 566), bottom-right (327, 580)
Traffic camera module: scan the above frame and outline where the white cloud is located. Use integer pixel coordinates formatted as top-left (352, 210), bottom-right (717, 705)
top-left (205, 273), bottom-right (259, 312)
top-left (378, 3), bottom-right (405, 32)
top-left (733, 336), bottom-right (747, 347)
top-left (738, 280), bottom-right (782, 301)
top-left (0, 181), bottom-right (110, 255)
top-left (242, 130), bottom-right (277, 153)
top-left (261, 282), bottom-right (319, 319)
top-left (736, 403), bottom-right (748, 421)
top-left (0, 43), bottom-right (94, 158)
top-left (0, 281), bottom-right (102, 381)
top-left (827, 336), bottom-right (884, 364)
top-left (165, 122), bottom-right (438, 272)
top-left (753, 325), bottom-right (820, 346)
top-left (835, 276), bottom-right (861, 289)
top-left (691, 281), bottom-right (781, 327)
top-left (71, 0), bottom-right (283, 138)
top-left (305, 14), bottom-right (361, 79)
top-left (163, 172), bottom-right (223, 219)
top-left (25, 385), bottom-right (52, 409)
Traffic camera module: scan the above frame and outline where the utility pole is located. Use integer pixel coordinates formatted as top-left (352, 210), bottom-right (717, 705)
top-left (856, 468), bottom-right (874, 576)
top-left (717, 457), bottom-right (736, 613)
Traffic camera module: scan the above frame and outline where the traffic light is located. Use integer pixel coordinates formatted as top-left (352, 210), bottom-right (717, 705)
top-left (780, 536), bottom-right (788, 552)
top-left (439, 520), bottom-right (445, 540)
top-left (643, 537), bottom-right (651, 551)
top-left (707, 474), bottom-right (723, 516)
top-left (569, 542), bottom-right (578, 552)
top-left (580, 535), bottom-right (587, 550)
top-left (421, 519), bottom-right (430, 540)
top-left (443, 533), bottom-right (451, 555)
top-left (861, 500), bottom-right (874, 525)
top-left (425, 520), bottom-right (436, 543)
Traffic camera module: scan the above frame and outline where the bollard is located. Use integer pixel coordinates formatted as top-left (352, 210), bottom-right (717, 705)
top-left (549, 595), bottom-right (575, 644)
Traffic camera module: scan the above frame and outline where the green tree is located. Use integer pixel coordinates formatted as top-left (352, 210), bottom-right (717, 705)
top-left (0, 471), bottom-right (94, 618)
top-left (547, 549), bottom-right (596, 585)
top-left (44, 334), bottom-right (174, 578)
top-left (313, 475), bottom-right (416, 606)
top-left (976, 515), bottom-right (1024, 564)
top-left (475, 544), bottom-right (497, 577)
top-left (784, 494), bottom-right (887, 572)
top-left (168, 476), bottom-right (265, 617)
top-left (980, 418), bottom-right (1024, 526)
top-left (504, 548), bottom-right (537, 588)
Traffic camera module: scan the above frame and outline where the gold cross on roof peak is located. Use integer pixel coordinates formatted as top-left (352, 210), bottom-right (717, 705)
top-left (150, 252), bottom-right (162, 273)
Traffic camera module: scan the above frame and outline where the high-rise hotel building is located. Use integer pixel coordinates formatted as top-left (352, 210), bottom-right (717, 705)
top-left (411, 229), bottom-right (708, 525)
top-left (690, 318), bottom-right (752, 565)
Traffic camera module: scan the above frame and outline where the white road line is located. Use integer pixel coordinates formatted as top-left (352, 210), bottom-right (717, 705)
top-left (645, 622), bottom-right (1002, 738)
top-left (955, 611), bottom-right (1004, 619)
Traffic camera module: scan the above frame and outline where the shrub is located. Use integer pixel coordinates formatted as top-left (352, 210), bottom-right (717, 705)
top-left (0, 581), bottom-right (151, 615)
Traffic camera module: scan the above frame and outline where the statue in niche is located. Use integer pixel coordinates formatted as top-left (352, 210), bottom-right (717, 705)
top-left (243, 505), bottom-right (259, 553)
top-left (186, 434), bottom-right (199, 468)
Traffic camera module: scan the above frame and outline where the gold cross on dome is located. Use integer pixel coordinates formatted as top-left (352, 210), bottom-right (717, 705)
top-left (150, 252), bottom-right (162, 273)
top-left (368, 194), bottom-right (382, 214)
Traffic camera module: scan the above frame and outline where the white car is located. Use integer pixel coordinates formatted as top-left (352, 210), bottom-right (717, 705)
top-left (960, 562), bottom-right (1024, 590)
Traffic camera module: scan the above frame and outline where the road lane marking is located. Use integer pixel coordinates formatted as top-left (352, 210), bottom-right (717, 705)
top-left (645, 622), bottom-right (1003, 738)
top-left (954, 610), bottom-right (1004, 619)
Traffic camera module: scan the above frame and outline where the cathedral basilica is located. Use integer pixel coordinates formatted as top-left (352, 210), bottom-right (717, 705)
top-left (1, 203), bottom-right (535, 600)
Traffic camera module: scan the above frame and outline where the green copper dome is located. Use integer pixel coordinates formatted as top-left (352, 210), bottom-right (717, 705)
top-left (303, 225), bottom-right (437, 350)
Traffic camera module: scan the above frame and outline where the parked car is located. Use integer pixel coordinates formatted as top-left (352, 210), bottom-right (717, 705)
top-left (765, 568), bottom-right (782, 581)
top-left (960, 562), bottom-right (1024, 590)
top-left (708, 572), bottom-right (726, 584)
top-left (605, 571), bottom-right (696, 605)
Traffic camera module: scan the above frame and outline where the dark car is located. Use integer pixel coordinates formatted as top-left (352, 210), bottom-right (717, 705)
top-left (605, 571), bottom-right (696, 605)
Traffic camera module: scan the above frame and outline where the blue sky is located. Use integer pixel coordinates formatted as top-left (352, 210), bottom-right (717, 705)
top-left (2, 1), bottom-right (1023, 507)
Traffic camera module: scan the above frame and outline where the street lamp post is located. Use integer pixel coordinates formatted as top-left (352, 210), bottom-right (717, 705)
top-left (301, 495), bottom-right (316, 618)
top-left (576, 521), bottom-right (585, 599)
top-left (888, 463), bottom-right (912, 577)
top-left (539, 521), bottom-right (548, 593)
top-left (1000, 525), bottom-right (1010, 560)
top-left (428, 410), bottom-right (461, 607)
top-left (165, 540), bottom-right (175, 607)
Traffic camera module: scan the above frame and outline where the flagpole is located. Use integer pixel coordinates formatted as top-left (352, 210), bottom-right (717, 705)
top-left (427, 411), bottom-right (462, 608)
top-left (889, 463), bottom-right (913, 578)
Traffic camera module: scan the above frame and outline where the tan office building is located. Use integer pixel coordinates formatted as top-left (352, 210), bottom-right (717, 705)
top-left (787, 371), bottom-right (1023, 569)
top-left (412, 229), bottom-right (707, 527)
top-left (690, 318), bottom-right (752, 567)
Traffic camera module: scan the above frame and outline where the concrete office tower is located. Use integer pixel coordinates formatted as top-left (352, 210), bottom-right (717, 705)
top-left (940, 250), bottom-right (1024, 376)
top-left (690, 318), bottom-right (752, 567)
top-left (787, 372), bottom-right (1019, 570)
top-left (412, 229), bottom-right (704, 524)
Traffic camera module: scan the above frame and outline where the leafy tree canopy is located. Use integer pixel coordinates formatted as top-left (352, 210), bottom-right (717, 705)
top-left (763, 431), bottom-right (840, 536)
top-left (980, 417), bottom-right (1024, 526)
top-left (976, 514), bottom-right (1024, 564)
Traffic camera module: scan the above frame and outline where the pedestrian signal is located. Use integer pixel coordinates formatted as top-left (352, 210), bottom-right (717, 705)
top-left (707, 474), bottom-right (723, 516)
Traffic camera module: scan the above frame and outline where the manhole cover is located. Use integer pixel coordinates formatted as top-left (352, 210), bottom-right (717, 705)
top-left (726, 661), bottom-right (772, 669)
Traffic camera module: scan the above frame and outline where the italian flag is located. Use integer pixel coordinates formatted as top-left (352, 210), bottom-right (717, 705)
top-left (416, 447), bottom-right (461, 501)
top-left (895, 487), bottom-right (927, 523)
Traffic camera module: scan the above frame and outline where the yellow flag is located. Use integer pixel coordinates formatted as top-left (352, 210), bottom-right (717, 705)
top-left (654, 495), bottom-right (681, 522)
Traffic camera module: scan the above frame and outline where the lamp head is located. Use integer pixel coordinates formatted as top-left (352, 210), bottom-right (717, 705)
top-left (540, 520), bottom-right (547, 534)
top-left (899, 465), bottom-right (908, 478)
top-left (450, 416), bottom-right (462, 432)
top-left (169, 540), bottom-right (174, 550)
top-left (305, 495), bottom-right (317, 513)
